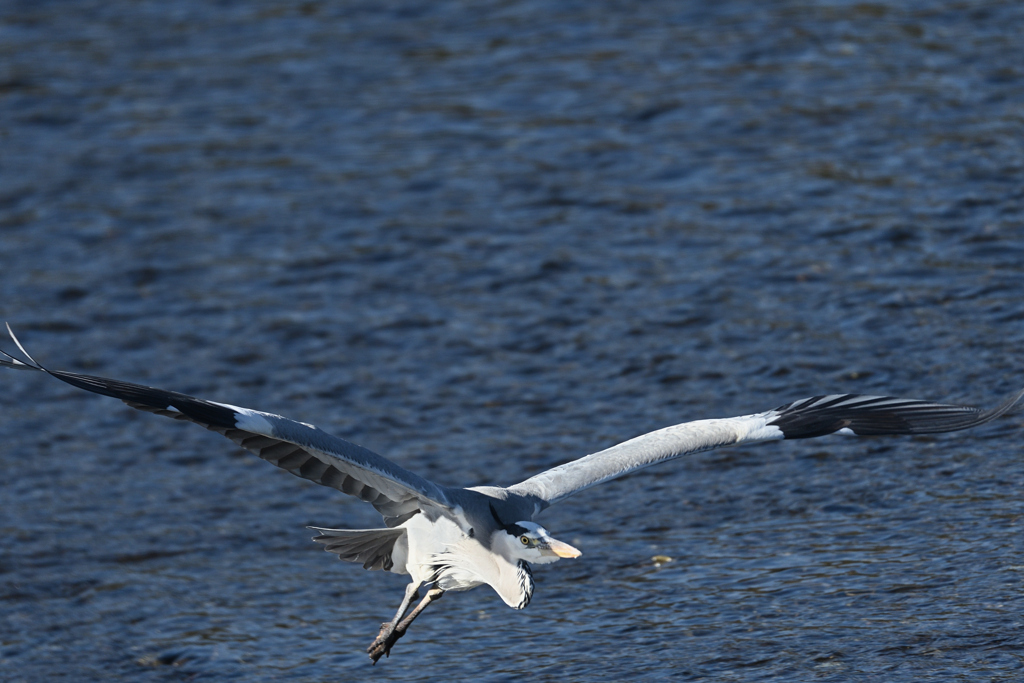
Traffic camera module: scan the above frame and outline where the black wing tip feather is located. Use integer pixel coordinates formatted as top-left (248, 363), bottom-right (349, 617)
top-left (769, 387), bottom-right (1024, 439)
top-left (51, 369), bottom-right (239, 428)
top-left (1, 323), bottom-right (238, 429)
top-left (0, 323), bottom-right (43, 371)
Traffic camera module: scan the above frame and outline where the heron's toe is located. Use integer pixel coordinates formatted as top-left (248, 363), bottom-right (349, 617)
top-left (367, 627), bottom-right (403, 663)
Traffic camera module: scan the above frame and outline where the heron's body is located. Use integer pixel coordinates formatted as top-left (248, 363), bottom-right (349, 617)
top-left (320, 487), bottom-right (559, 613)
top-left (2, 325), bottom-right (1021, 662)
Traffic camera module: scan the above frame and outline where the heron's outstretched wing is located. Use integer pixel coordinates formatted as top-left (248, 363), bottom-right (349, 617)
top-left (0, 325), bottom-right (452, 526)
top-left (510, 388), bottom-right (1024, 510)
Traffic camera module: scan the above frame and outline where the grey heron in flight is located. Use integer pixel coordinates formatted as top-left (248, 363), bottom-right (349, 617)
top-left (2, 325), bottom-right (1022, 663)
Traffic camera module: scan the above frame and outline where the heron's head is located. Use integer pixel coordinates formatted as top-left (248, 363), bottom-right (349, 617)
top-left (495, 520), bottom-right (582, 565)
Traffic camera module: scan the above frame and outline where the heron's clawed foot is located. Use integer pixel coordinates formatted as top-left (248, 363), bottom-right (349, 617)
top-left (367, 623), bottom-right (404, 663)
top-left (366, 588), bottom-right (444, 664)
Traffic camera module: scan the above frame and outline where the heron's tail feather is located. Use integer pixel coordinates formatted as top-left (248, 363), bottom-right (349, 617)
top-left (309, 527), bottom-right (405, 571)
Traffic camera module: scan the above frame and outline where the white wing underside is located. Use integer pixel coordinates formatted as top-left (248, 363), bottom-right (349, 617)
top-left (510, 414), bottom-right (783, 506)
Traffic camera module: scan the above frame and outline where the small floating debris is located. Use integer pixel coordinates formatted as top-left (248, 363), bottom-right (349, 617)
top-left (651, 555), bottom-right (673, 567)
top-left (137, 651), bottom-right (189, 667)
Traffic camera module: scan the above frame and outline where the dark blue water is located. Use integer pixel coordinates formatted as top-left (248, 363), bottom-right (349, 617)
top-left (2, 1), bottom-right (1024, 680)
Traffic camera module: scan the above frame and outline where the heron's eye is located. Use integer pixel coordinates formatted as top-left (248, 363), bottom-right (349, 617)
top-left (520, 536), bottom-right (529, 545)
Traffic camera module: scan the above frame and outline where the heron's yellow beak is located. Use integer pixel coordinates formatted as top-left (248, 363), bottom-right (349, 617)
top-left (544, 538), bottom-right (582, 558)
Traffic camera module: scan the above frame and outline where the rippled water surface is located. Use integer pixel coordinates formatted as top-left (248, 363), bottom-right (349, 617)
top-left (2, 1), bottom-right (1024, 680)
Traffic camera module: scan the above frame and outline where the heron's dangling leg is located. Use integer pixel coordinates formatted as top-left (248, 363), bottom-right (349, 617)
top-left (368, 588), bottom-right (444, 663)
top-left (368, 581), bottom-right (421, 655)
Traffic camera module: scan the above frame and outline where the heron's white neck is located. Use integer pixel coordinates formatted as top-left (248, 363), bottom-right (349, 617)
top-left (428, 538), bottom-right (534, 609)
top-left (495, 559), bottom-right (534, 610)
top-left (487, 530), bottom-right (535, 609)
